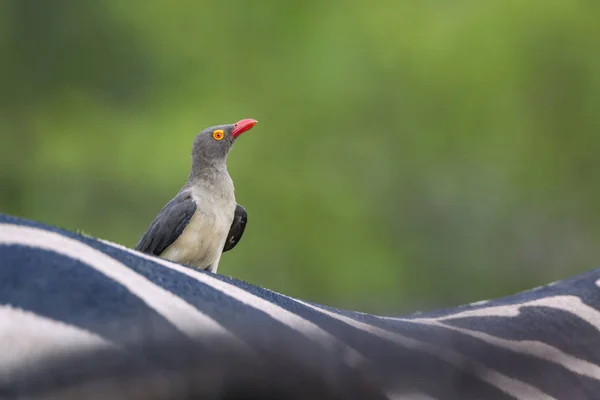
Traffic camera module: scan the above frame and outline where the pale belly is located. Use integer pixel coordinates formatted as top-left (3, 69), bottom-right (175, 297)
top-left (160, 205), bottom-right (234, 271)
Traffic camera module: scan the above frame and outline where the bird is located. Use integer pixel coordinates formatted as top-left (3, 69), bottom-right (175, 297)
top-left (135, 118), bottom-right (257, 273)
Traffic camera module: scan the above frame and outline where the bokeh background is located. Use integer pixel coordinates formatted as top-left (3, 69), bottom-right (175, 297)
top-left (1, 0), bottom-right (599, 314)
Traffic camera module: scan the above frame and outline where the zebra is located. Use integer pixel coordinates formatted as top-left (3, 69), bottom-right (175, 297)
top-left (0, 213), bottom-right (599, 399)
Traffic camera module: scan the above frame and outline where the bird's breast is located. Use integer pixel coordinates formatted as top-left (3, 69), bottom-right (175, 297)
top-left (160, 193), bottom-right (236, 269)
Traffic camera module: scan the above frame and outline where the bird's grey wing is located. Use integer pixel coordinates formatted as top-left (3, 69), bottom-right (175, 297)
top-left (135, 192), bottom-right (197, 257)
top-left (223, 204), bottom-right (247, 252)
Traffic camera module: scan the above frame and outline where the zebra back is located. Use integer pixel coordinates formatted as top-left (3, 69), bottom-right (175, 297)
top-left (1, 214), bottom-right (599, 399)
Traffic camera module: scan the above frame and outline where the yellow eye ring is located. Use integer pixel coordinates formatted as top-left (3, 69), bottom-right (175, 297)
top-left (213, 129), bottom-right (225, 141)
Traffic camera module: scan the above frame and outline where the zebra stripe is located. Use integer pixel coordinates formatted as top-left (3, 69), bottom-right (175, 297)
top-left (0, 305), bottom-right (114, 383)
top-left (99, 238), bottom-right (364, 362)
top-left (399, 316), bottom-right (600, 380)
top-left (0, 224), bottom-right (236, 340)
top-left (1, 213), bottom-right (600, 399)
top-left (294, 299), bottom-right (556, 400)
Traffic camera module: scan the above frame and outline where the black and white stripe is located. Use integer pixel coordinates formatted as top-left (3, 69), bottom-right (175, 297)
top-left (1, 213), bottom-right (599, 399)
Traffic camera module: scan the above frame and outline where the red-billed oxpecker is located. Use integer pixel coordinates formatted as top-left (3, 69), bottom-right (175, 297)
top-left (135, 119), bottom-right (257, 272)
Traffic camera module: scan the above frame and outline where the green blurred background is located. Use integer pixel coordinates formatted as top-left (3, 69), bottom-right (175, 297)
top-left (1, 0), bottom-right (599, 314)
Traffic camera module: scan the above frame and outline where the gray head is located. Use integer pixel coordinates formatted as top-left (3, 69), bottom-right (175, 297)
top-left (190, 118), bottom-right (257, 173)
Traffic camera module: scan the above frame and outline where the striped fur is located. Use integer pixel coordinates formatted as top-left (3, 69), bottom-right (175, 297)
top-left (0, 214), bottom-right (599, 399)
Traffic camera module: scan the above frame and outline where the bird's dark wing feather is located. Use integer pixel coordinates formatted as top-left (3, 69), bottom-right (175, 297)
top-left (135, 192), bottom-right (197, 256)
top-left (223, 204), bottom-right (247, 252)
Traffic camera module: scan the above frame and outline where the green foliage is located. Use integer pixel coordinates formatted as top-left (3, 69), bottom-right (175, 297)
top-left (1, 0), bottom-right (599, 313)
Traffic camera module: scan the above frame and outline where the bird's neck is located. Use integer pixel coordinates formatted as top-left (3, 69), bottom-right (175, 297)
top-left (189, 157), bottom-right (227, 180)
top-left (187, 160), bottom-right (234, 199)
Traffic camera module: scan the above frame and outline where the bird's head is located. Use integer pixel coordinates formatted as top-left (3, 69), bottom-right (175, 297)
top-left (191, 118), bottom-right (257, 168)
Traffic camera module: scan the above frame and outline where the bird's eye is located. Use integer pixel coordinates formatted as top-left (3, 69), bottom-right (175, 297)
top-left (213, 130), bottom-right (225, 141)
